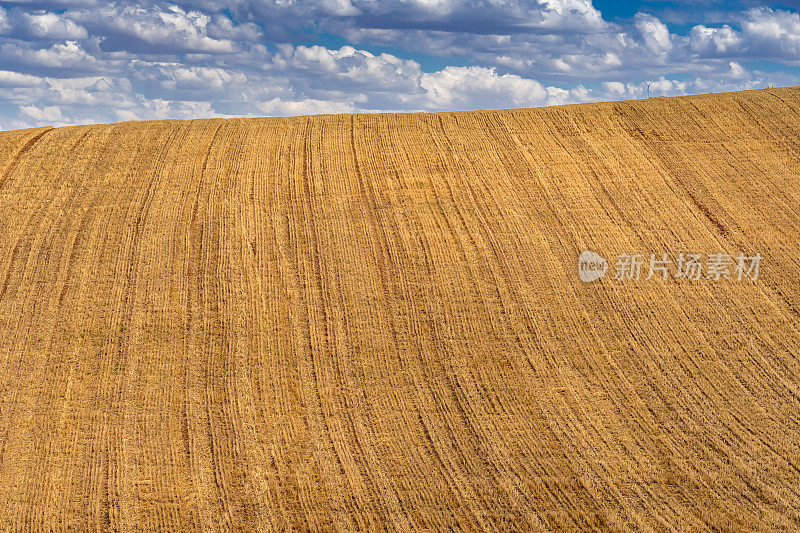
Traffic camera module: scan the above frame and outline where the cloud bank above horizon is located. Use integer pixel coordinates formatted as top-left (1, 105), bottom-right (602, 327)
top-left (1, 0), bottom-right (800, 129)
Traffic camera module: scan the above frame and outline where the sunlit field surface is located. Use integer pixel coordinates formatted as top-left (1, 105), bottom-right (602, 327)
top-left (1, 88), bottom-right (799, 530)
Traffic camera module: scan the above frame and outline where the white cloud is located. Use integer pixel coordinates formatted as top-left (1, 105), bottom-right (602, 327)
top-left (635, 13), bottom-right (672, 56)
top-left (0, 40), bottom-right (110, 71)
top-left (728, 61), bottom-right (747, 79)
top-left (272, 45), bottom-right (422, 90)
top-left (20, 104), bottom-right (61, 122)
top-left (318, 0), bottom-right (360, 16)
top-left (650, 76), bottom-right (687, 93)
top-left (68, 4), bottom-right (238, 54)
top-left (256, 97), bottom-right (357, 115)
top-left (207, 14), bottom-right (261, 41)
top-left (420, 66), bottom-right (548, 109)
top-left (131, 62), bottom-right (249, 91)
top-left (115, 109), bottom-right (140, 121)
top-left (538, 0), bottom-right (605, 30)
top-left (689, 24), bottom-right (741, 55)
top-left (18, 11), bottom-right (87, 40)
top-left (0, 7), bottom-right (87, 40)
top-left (0, 8), bottom-right (11, 34)
top-left (686, 8), bottom-right (800, 62)
top-left (602, 81), bottom-right (626, 97)
top-left (0, 1), bottom-right (799, 129)
top-left (245, 0), bottom-right (608, 35)
top-left (740, 7), bottom-right (800, 59)
top-left (0, 69), bottom-right (42, 87)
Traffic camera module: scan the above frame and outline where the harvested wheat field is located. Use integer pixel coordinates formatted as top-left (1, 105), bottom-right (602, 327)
top-left (1, 87), bottom-right (800, 531)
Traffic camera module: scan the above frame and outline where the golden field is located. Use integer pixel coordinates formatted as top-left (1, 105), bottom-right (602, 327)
top-left (0, 87), bottom-right (799, 531)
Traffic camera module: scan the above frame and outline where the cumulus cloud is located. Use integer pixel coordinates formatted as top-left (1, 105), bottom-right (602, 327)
top-left (728, 61), bottom-right (747, 78)
top-left (0, 40), bottom-right (111, 73)
top-left (272, 45), bottom-right (422, 91)
top-left (0, 69), bottom-right (43, 87)
top-left (67, 4), bottom-right (242, 54)
top-left (17, 11), bottom-right (88, 40)
top-left (0, 8), bottom-right (10, 35)
top-left (256, 97), bottom-right (357, 115)
top-left (20, 104), bottom-right (61, 122)
top-left (685, 8), bottom-right (800, 61)
top-left (635, 13), bottom-right (673, 56)
top-left (690, 24), bottom-right (741, 55)
top-left (739, 7), bottom-right (800, 59)
top-left (0, 1), bottom-right (798, 128)
top-left (131, 62), bottom-right (249, 91)
top-left (248, 0), bottom-right (608, 34)
top-left (115, 109), bottom-right (140, 121)
top-left (421, 66), bottom-right (549, 109)
top-left (0, 6), bottom-right (87, 40)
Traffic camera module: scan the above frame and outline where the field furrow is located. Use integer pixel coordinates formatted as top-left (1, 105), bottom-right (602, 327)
top-left (1, 87), bottom-right (799, 530)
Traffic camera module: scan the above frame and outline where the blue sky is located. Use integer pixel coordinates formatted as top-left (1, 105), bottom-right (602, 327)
top-left (2, 0), bottom-right (800, 129)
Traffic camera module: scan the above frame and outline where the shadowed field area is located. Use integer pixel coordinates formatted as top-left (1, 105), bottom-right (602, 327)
top-left (1, 88), bottom-right (800, 530)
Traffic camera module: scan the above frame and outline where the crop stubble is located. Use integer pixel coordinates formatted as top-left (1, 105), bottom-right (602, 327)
top-left (0, 88), bottom-right (799, 530)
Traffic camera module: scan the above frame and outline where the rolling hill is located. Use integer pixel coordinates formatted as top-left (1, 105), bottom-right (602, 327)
top-left (1, 87), bottom-right (800, 530)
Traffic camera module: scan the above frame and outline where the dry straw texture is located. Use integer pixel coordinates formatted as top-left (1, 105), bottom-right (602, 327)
top-left (1, 88), bottom-right (799, 531)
